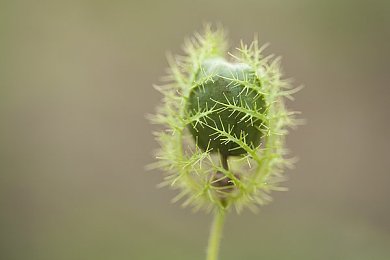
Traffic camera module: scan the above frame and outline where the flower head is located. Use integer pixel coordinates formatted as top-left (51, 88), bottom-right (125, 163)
top-left (150, 25), bottom-right (300, 213)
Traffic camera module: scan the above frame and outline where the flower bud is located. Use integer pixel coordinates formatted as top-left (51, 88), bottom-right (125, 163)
top-left (187, 58), bottom-right (266, 156)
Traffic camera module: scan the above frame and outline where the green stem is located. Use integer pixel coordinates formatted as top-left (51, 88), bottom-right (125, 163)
top-left (206, 209), bottom-right (226, 260)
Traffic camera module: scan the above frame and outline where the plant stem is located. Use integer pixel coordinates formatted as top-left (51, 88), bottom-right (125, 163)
top-left (220, 154), bottom-right (229, 171)
top-left (206, 209), bottom-right (226, 260)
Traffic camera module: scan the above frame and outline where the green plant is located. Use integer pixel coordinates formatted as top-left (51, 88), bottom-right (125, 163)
top-left (150, 25), bottom-right (300, 260)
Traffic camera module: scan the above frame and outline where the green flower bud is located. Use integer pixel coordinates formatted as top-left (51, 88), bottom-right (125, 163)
top-left (150, 25), bottom-right (299, 212)
top-left (187, 58), bottom-right (266, 156)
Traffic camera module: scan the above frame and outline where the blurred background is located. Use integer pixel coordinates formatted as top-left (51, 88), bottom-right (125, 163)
top-left (1, 0), bottom-right (389, 259)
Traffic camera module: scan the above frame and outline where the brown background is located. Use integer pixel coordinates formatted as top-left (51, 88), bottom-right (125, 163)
top-left (1, 0), bottom-right (389, 259)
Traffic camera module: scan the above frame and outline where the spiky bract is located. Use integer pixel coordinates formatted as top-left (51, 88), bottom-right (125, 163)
top-left (150, 25), bottom-right (299, 213)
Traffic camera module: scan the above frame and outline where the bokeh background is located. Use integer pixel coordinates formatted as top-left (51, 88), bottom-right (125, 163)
top-left (1, 0), bottom-right (389, 259)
